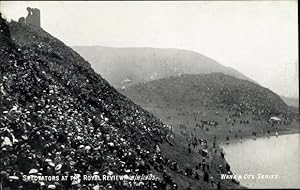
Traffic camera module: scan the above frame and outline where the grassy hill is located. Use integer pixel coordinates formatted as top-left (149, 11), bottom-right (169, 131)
top-left (72, 46), bottom-right (254, 88)
top-left (120, 73), bottom-right (299, 164)
top-left (120, 73), bottom-right (299, 190)
top-left (121, 73), bottom-right (292, 120)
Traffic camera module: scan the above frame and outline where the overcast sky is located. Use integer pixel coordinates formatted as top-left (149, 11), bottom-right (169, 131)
top-left (1, 1), bottom-right (298, 98)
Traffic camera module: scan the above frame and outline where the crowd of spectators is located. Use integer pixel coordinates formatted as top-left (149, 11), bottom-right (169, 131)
top-left (0, 17), bottom-right (186, 190)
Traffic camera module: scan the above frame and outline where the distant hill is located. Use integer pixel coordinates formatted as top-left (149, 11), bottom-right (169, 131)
top-left (281, 96), bottom-right (299, 108)
top-left (121, 73), bottom-right (292, 119)
top-left (72, 46), bottom-right (255, 88)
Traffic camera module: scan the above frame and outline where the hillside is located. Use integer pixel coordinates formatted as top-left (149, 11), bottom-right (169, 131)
top-left (121, 73), bottom-right (292, 120)
top-left (0, 17), bottom-right (174, 189)
top-left (120, 73), bottom-right (299, 190)
top-left (72, 46), bottom-right (254, 88)
top-left (0, 15), bottom-right (243, 190)
top-left (1, 17), bottom-right (165, 189)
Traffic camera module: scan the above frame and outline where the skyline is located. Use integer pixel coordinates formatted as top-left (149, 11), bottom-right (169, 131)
top-left (1, 1), bottom-right (298, 98)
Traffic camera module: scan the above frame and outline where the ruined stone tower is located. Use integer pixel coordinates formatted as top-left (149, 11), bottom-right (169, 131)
top-left (24, 7), bottom-right (41, 27)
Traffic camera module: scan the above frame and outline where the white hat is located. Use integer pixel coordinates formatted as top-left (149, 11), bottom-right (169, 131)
top-left (48, 184), bottom-right (56, 189)
top-left (29, 169), bottom-right (38, 174)
top-left (48, 162), bottom-right (55, 167)
top-left (8, 176), bottom-right (19, 180)
top-left (45, 158), bottom-right (52, 162)
top-left (55, 164), bottom-right (62, 171)
top-left (92, 185), bottom-right (100, 190)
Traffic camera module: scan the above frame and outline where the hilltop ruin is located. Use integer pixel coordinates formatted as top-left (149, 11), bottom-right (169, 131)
top-left (18, 7), bottom-right (40, 27)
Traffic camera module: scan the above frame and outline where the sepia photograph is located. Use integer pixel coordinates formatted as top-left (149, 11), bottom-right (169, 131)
top-left (0, 1), bottom-right (299, 189)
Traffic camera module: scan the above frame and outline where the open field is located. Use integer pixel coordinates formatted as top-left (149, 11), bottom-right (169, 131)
top-left (140, 104), bottom-right (299, 189)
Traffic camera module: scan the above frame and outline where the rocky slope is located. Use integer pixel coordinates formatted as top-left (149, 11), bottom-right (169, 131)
top-left (72, 46), bottom-right (254, 89)
top-left (1, 17), bottom-right (179, 189)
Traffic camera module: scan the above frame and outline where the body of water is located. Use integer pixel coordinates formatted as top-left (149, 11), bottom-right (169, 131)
top-left (221, 133), bottom-right (300, 188)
